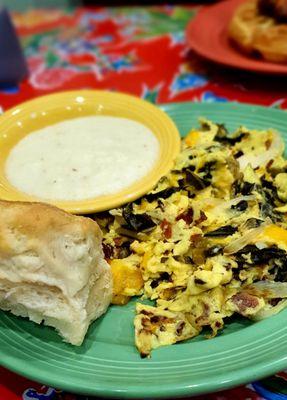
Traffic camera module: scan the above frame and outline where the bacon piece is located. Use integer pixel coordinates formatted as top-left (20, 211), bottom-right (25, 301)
top-left (176, 208), bottom-right (194, 225)
top-left (102, 242), bottom-right (113, 259)
top-left (231, 292), bottom-right (259, 316)
top-left (160, 219), bottom-right (172, 239)
top-left (195, 211), bottom-right (207, 225)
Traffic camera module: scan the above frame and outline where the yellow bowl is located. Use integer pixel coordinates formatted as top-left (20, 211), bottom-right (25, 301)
top-left (0, 90), bottom-right (180, 214)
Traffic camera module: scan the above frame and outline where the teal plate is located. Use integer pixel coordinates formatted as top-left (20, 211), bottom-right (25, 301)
top-left (1, 102), bottom-right (287, 398)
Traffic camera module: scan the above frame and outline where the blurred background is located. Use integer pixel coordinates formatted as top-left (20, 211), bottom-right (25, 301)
top-left (0, 0), bottom-right (217, 10)
top-left (0, 0), bottom-right (80, 9)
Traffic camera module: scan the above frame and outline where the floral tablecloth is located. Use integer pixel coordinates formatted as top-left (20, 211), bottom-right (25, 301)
top-left (0, 4), bottom-right (287, 400)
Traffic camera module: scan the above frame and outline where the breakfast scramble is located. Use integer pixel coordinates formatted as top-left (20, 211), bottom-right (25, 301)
top-left (93, 119), bottom-right (287, 357)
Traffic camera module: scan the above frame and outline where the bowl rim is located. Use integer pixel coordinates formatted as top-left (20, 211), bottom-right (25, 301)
top-left (0, 90), bottom-right (181, 214)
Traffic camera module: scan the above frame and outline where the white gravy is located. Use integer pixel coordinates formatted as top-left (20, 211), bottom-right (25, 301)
top-left (5, 116), bottom-right (159, 201)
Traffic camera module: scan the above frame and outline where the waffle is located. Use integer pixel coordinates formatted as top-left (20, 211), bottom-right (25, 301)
top-left (228, 0), bottom-right (287, 63)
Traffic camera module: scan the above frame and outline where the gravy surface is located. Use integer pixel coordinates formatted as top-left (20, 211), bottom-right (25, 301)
top-left (5, 116), bottom-right (159, 201)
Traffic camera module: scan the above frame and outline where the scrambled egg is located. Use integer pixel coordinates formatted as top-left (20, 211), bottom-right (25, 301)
top-left (94, 119), bottom-right (287, 357)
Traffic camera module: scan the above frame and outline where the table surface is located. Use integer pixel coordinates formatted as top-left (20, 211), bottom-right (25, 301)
top-left (0, 4), bottom-right (287, 400)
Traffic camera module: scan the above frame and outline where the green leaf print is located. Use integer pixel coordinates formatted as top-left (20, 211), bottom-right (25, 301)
top-left (114, 7), bottom-right (196, 39)
top-left (259, 376), bottom-right (287, 395)
top-left (45, 51), bottom-right (60, 68)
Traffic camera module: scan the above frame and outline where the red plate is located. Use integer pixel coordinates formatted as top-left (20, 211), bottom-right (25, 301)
top-left (186, 0), bottom-right (287, 75)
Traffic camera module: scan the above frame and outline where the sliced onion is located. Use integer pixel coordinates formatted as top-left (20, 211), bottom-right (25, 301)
top-left (255, 241), bottom-right (268, 249)
top-left (195, 196), bottom-right (256, 219)
top-left (251, 299), bottom-right (287, 321)
top-left (248, 281), bottom-right (287, 299)
top-left (224, 224), bottom-right (266, 254)
top-left (212, 195), bottom-right (256, 213)
top-left (238, 130), bottom-right (284, 170)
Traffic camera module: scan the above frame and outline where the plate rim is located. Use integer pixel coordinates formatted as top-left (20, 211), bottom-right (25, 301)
top-left (1, 101), bottom-right (287, 398)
